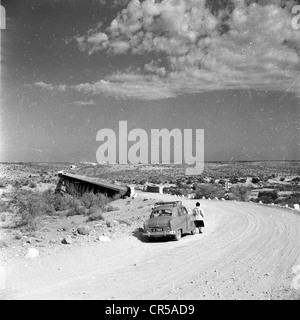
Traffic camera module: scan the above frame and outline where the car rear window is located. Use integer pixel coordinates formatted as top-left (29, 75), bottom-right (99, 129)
top-left (151, 209), bottom-right (172, 217)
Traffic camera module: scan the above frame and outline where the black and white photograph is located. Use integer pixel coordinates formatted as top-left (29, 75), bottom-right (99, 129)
top-left (0, 0), bottom-right (300, 302)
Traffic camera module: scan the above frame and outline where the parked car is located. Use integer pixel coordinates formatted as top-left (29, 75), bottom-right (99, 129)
top-left (143, 201), bottom-right (196, 241)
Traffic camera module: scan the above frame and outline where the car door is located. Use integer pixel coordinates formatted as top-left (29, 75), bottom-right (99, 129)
top-left (181, 206), bottom-right (190, 233)
top-left (177, 206), bottom-right (188, 233)
top-left (174, 207), bottom-right (182, 232)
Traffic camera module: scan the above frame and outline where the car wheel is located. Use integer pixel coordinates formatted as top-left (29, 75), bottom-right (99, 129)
top-left (174, 229), bottom-right (182, 241)
top-left (191, 228), bottom-right (196, 235)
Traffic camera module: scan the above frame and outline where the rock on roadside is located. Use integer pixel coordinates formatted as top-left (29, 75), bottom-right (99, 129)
top-left (77, 226), bottom-right (90, 235)
top-left (25, 248), bottom-right (39, 259)
top-left (98, 236), bottom-right (111, 242)
top-left (62, 237), bottom-right (72, 245)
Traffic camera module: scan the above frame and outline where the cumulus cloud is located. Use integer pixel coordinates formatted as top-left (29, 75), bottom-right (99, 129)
top-left (53, 0), bottom-right (300, 99)
top-left (34, 82), bottom-right (67, 92)
top-left (72, 74), bottom-right (176, 100)
top-left (34, 81), bottom-right (55, 90)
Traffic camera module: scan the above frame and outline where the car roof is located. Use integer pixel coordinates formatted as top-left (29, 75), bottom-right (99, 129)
top-left (152, 201), bottom-right (185, 211)
top-left (152, 205), bottom-right (176, 211)
top-left (153, 201), bottom-right (182, 207)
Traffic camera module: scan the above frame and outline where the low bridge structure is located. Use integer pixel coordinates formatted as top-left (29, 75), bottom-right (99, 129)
top-left (56, 173), bottom-right (133, 198)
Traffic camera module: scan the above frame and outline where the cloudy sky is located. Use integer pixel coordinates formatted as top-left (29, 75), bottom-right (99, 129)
top-left (1, 0), bottom-right (299, 163)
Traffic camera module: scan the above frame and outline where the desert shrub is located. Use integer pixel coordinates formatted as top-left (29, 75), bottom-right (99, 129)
top-left (111, 193), bottom-right (122, 201)
top-left (230, 185), bottom-right (252, 201)
top-left (66, 198), bottom-right (86, 216)
top-left (0, 200), bottom-right (13, 213)
top-left (86, 208), bottom-right (104, 222)
top-left (176, 178), bottom-right (187, 188)
top-left (256, 190), bottom-right (278, 204)
top-left (292, 177), bottom-right (300, 184)
top-left (0, 202), bottom-right (7, 213)
top-left (29, 181), bottom-right (37, 188)
top-left (229, 176), bottom-right (239, 184)
top-left (12, 180), bottom-right (21, 189)
top-left (165, 188), bottom-right (186, 196)
top-left (41, 189), bottom-right (73, 213)
top-left (80, 192), bottom-right (110, 210)
top-left (163, 187), bottom-right (172, 194)
top-left (194, 184), bottom-right (225, 199)
top-left (197, 176), bottom-right (206, 183)
top-left (1, 213), bottom-right (6, 222)
top-left (103, 205), bottom-right (119, 212)
top-left (225, 192), bottom-right (239, 200)
top-left (218, 179), bottom-right (226, 186)
top-left (251, 177), bottom-right (260, 184)
top-left (138, 179), bottom-right (147, 185)
top-left (14, 189), bottom-right (90, 229)
top-left (16, 191), bottom-right (47, 230)
top-left (275, 193), bottom-right (300, 207)
top-left (52, 194), bottom-right (71, 212)
top-left (0, 181), bottom-right (6, 188)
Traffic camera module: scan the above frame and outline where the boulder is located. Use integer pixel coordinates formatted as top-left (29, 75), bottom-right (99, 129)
top-left (77, 226), bottom-right (90, 235)
top-left (25, 248), bottom-right (39, 259)
top-left (62, 237), bottom-right (72, 244)
top-left (98, 236), bottom-right (111, 242)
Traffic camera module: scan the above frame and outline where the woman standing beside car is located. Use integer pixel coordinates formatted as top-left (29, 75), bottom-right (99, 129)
top-left (193, 202), bottom-right (205, 233)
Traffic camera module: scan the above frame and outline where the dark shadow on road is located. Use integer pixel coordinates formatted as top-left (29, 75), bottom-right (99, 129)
top-left (132, 228), bottom-right (190, 243)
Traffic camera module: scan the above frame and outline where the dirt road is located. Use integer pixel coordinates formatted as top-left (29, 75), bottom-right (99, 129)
top-left (2, 193), bottom-right (300, 300)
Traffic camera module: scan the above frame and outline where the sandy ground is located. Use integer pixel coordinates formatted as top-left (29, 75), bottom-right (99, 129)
top-left (1, 192), bottom-right (300, 300)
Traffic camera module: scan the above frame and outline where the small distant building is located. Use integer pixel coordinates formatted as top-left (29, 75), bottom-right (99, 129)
top-left (146, 185), bottom-right (164, 194)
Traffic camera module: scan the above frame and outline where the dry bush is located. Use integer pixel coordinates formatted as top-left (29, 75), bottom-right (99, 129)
top-left (65, 198), bottom-right (86, 216)
top-left (103, 205), bottom-right (119, 212)
top-left (29, 181), bottom-right (37, 188)
top-left (86, 208), bottom-right (104, 222)
top-left (275, 193), bottom-right (300, 207)
top-left (1, 213), bottom-right (6, 222)
top-left (15, 191), bottom-right (50, 230)
top-left (255, 190), bottom-right (278, 204)
top-left (194, 184), bottom-right (225, 199)
top-left (230, 185), bottom-right (252, 201)
top-left (80, 192), bottom-right (110, 210)
top-left (0, 181), bottom-right (7, 188)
